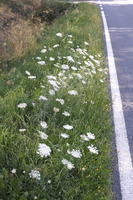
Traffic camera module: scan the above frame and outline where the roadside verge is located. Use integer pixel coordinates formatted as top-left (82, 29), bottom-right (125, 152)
top-left (0, 3), bottom-right (112, 199)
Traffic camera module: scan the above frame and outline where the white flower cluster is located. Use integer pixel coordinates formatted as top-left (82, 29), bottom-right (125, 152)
top-left (17, 103), bottom-right (27, 109)
top-left (67, 149), bottom-right (82, 158)
top-left (61, 133), bottom-right (69, 139)
top-left (62, 159), bottom-right (74, 170)
top-left (80, 132), bottom-right (95, 141)
top-left (40, 121), bottom-right (48, 129)
top-left (87, 145), bottom-right (98, 154)
top-left (18, 32), bottom-right (102, 175)
top-left (37, 143), bottom-right (51, 158)
top-left (29, 170), bottom-right (41, 180)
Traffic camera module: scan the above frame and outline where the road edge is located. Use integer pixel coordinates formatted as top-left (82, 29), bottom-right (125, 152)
top-left (100, 5), bottom-right (133, 200)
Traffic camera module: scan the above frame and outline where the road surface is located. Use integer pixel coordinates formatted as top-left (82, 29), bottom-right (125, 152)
top-left (101, 1), bottom-right (133, 199)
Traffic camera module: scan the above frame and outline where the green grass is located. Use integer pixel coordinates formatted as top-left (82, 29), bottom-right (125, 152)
top-left (0, 3), bottom-right (112, 200)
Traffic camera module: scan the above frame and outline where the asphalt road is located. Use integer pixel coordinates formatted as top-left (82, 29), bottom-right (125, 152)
top-left (101, 0), bottom-right (133, 199)
top-left (103, 1), bottom-right (133, 160)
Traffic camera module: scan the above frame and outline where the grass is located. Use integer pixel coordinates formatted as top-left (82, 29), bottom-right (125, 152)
top-left (0, 3), bottom-right (112, 200)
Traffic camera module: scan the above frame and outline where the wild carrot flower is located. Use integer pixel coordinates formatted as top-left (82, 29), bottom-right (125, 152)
top-left (76, 74), bottom-right (82, 79)
top-left (82, 80), bottom-right (86, 85)
top-left (38, 131), bottom-right (48, 140)
top-left (61, 64), bottom-right (69, 70)
top-left (48, 180), bottom-right (51, 184)
top-left (87, 132), bottom-right (95, 140)
top-left (17, 103), bottom-right (27, 109)
top-left (28, 76), bottom-right (36, 79)
top-left (49, 89), bottom-right (55, 96)
top-left (80, 132), bottom-right (95, 141)
top-left (36, 56), bottom-right (41, 60)
top-left (84, 41), bottom-right (89, 46)
top-left (53, 107), bottom-right (60, 113)
top-left (63, 125), bottom-right (73, 130)
top-left (29, 170), bottom-right (41, 180)
top-left (56, 33), bottom-right (63, 37)
top-left (11, 169), bottom-right (16, 174)
top-left (37, 143), bottom-right (51, 158)
top-left (47, 75), bottom-right (56, 80)
top-left (62, 159), bottom-right (74, 170)
top-left (25, 70), bottom-right (31, 75)
top-left (68, 34), bottom-right (72, 38)
top-left (53, 44), bottom-right (59, 48)
top-left (67, 149), bottom-right (82, 158)
top-left (60, 133), bottom-right (70, 139)
top-left (56, 98), bottom-right (64, 105)
top-left (87, 145), bottom-right (98, 154)
top-left (48, 80), bottom-right (59, 89)
top-left (19, 129), bottom-right (26, 132)
top-left (40, 49), bottom-right (47, 54)
top-left (66, 56), bottom-right (74, 62)
top-left (84, 61), bottom-right (91, 67)
top-left (68, 90), bottom-right (78, 96)
top-left (49, 57), bottom-right (55, 61)
top-left (62, 111), bottom-right (70, 116)
top-left (37, 61), bottom-right (46, 65)
top-left (68, 41), bottom-right (73, 44)
top-left (39, 96), bottom-right (48, 101)
top-left (40, 121), bottom-right (48, 129)
top-left (71, 66), bottom-right (77, 71)
top-left (40, 84), bottom-right (45, 88)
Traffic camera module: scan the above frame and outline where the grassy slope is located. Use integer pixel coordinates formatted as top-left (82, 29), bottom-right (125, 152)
top-left (0, 0), bottom-right (72, 62)
top-left (0, 3), bottom-right (112, 200)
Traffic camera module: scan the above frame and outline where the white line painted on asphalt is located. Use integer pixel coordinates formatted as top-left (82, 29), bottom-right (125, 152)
top-left (101, 9), bottom-right (133, 200)
top-left (73, 1), bottom-right (133, 5)
top-left (100, 0), bottom-right (133, 5)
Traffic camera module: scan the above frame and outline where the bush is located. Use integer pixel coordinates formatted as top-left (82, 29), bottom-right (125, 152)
top-left (36, 1), bottom-right (73, 22)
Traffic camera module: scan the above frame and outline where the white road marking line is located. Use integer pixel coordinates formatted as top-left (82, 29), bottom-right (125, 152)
top-left (73, 1), bottom-right (133, 5)
top-left (101, 9), bottom-right (133, 200)
top-left (100, 0), bottom-right (133, 5)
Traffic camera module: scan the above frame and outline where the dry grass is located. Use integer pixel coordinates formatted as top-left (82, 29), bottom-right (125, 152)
top-left (0, 19), bottom-right (43, 61)
top-left (0, 1), bottom-right (71, 63)
top-left (0, 2), bottom-right (43, 62)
